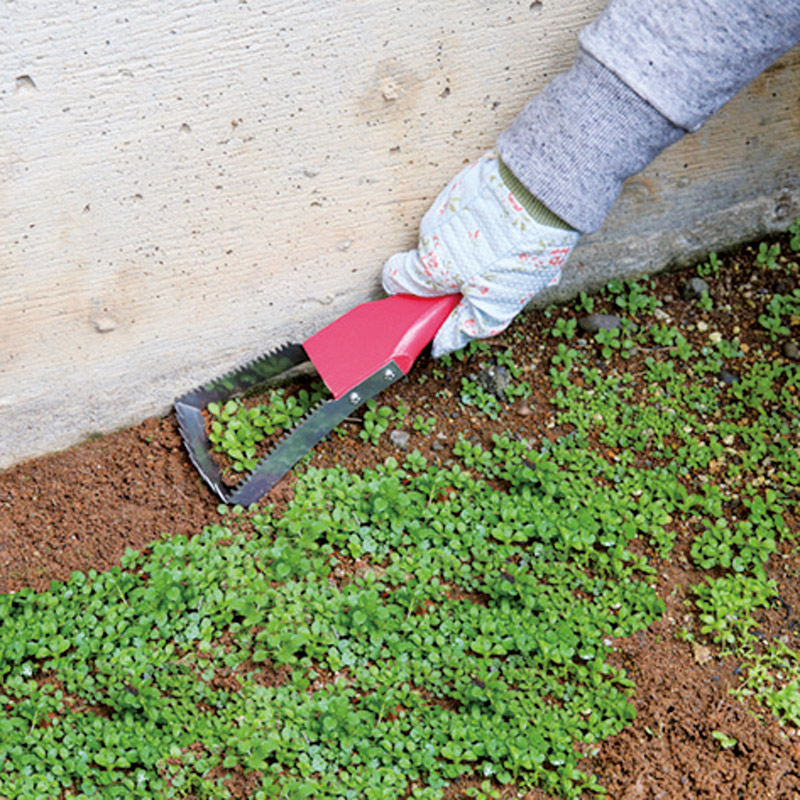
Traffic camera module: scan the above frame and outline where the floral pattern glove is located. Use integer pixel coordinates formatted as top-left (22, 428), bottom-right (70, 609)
top-left (382, 150), bottom-right (579, 357)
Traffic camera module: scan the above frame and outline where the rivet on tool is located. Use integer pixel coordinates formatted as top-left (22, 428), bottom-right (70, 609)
top-left (383, 368), bottom-right (396, 381)
top-left (349, 392), bottom-right (361, 405)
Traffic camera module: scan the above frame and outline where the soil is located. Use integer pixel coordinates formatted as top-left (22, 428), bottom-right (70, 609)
top-left (1, 233), bottom-right (799, 799)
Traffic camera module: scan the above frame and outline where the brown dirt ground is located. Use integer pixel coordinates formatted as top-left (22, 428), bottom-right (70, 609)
top-left (1, 233), bottom-right (799, 799)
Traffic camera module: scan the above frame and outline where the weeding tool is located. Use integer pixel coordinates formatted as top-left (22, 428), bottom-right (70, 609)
top-left (175, 293), bottom-right (460, 505)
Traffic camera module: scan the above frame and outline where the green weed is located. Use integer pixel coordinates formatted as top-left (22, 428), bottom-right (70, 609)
top-left (756, 242), bottom-right (781, 270)
top-left (697, 252), bottom-right (722, 278)
top-left (3, 235), bottom-right (798, 799)
top-left (789, 218), bottom-right (800, 252)
top-left (550, 317), bottom-right (577, 340)
top-left (208, 385), bottom-right (325, 472)
top-left (0, 433), bottom-right (674, 799)
top-left (360, 400), bottom-right (400, 444)
top-left (759, 290), bottom-right (800, 341)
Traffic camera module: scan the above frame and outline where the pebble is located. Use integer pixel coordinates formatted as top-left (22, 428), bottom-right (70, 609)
top-left (718, 369), bottom-right (739, 386)
top-left (681, 277), bottom-right (710, 301)
top-left (578, 313), bottom-right (622, 333)
top-left (783, 341), bottom-right (800, 361)
top-left (692, 643), bottom-right (712, 665)
top-left (475, 364), bottom-right (512, 396)
top-left (516, 405), bottom-right (533, 416)
top-left (389, 430), bottom-right (410, 449)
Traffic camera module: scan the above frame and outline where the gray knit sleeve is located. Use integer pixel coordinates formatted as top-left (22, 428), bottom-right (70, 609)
top-left (497, 0), bottom-right (800, 234)
top-left (580, 0), bottom-right (800, 132)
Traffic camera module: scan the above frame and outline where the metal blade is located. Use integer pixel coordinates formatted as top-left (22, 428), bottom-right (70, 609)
top-left (228, 361), bottom-right (405, 506)
top-left (175, 342), bottom-right (310, 503)
top-left (178, 342), bottom-right (309, 408)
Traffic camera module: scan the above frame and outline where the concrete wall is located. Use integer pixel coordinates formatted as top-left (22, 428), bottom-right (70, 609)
top-left (1, 1), bottom-right (798, 469)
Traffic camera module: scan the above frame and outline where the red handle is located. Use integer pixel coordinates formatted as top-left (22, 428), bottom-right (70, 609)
top-left (303, 294), bottom-right (461, 399)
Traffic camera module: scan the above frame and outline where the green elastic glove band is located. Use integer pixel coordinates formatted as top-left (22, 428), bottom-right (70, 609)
top-left (498, 156), bottom-right (574, 231)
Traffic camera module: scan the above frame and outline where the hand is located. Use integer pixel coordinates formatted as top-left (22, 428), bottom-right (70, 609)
top-left (382, 150), bottom-right (579, 357)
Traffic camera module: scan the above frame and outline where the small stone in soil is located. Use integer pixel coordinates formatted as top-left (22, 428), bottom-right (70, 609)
top-left (718, 369), bottom-right (739, 385)
top-left (475, 363), bottom-right (512, 396)
top-left (681, 277), bottom-right (710, 301)
top-left (783, 341), bottom-right (800, 361)
top-left (692, 642), bottom-right (713, 664)
top-left (578, 313), bottom-right (622, 332)
top-left (389, 430), bottom-right (410, 449)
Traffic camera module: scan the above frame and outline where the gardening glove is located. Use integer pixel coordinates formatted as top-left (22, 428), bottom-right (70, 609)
top-left (382, 149), bottom-right (579, 357)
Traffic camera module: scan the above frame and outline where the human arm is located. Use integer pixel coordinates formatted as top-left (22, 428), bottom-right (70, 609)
top-left (384, 0), bottom-right (800, 356)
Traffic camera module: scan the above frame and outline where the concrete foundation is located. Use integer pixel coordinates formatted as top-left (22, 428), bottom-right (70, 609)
top-left (1, 1), bottom-right (798, 468)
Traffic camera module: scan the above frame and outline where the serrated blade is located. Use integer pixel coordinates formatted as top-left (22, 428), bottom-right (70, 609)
top-left (175, 342), bottom-right (310, 503)
top-left (175, 294), bottom-right (460, 505)
top-left (228, 361), bottom-right (404, 506)
top-left (179, 342), bottom-right (309, 407)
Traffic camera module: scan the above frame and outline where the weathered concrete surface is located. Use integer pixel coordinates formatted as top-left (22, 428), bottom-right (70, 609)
top-left (1, 1), bottom-right (798, 468)
top-left (548, 49), bottom-right (800, 303)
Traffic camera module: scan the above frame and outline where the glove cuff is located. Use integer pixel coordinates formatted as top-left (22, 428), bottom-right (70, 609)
top-left (497, 157), bottom-right (575, 232)
top-left (497, 50), bottom-right (683, 234)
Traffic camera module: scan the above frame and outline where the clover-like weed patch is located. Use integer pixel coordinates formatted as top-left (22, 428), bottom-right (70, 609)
top-left (2, 225), bottom-right (799, 799)
top-left (208, 385), bottom-right (327, 473)
top-left (0, 428), bottom-right (675, 798)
